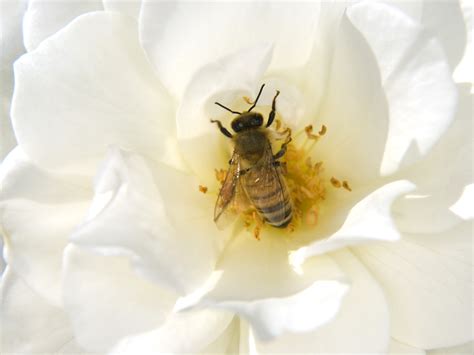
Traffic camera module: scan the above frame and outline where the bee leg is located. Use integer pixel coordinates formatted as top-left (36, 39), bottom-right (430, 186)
top-left (266, 90), bottom-right (280, 127)
top-left (274, 136), bottom-right (292, 160)
top-left (211, 119), bottom-right (233, 138)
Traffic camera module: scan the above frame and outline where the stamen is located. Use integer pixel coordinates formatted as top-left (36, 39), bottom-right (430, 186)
top-left (305, 125), bottom-right (319, 140)
top-left (342, 181), bottom-right (352, 191)
top-left (243, 96), bottom-right (253, 105)
top-left (199, 185), bottom-right (208, 194)
top-left (330, 177), bottom-right (342, 188)
top-left (318, 125), bottom-right (327, 136)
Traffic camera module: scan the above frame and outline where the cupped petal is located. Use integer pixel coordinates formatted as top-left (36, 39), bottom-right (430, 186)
top-left (1, 268), bottom-right (84, 354)
top-left (0, 0), bottom-right (27, 160)
top-left (393, 84), bottom-right (473, 234)
top-left (0, 147), bottom-right (91, 306)
top-left (246, 249), bottom-right (390, 354)
top-left (200, 317), bottom-right (241, 355)
top-left (23, 0), bottom-right (103, 52)
top-left (309, 5), bottom-right (390, 185)
top-left (178, 235), bottom-right (348, 341)
top-left (347, 2), bottom-right (457, 175)
top-left (71, 148), bottom-right (220, 295)
top-left (176, 44), bottom-right (272, 182)
top-left (292, 180), bottom-right (416, 261)
top-left (389, 339), bottom-right (425, 355)
top-left (63, 245), bottom-right (177, 352)
top-left (140, 0), bottom-right (320, 98)
top-left (109, 310), bottom-right (234, 354)
top-left (103, 0), bottom-right (141, 20)
top-left (12, 12), bottom-right (176, 176)
top-left (353, 221), bottom-right (473, 349)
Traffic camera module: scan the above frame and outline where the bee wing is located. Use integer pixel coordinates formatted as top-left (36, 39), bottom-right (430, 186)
top-left (214, 151), bottom-right (243, 229)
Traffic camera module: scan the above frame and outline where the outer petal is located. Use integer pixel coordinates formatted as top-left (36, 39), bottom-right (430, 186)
top-left (428, 341), bottom-right (473, 355)
top-left (389, 339), bottom-right (425, 355)
top-left (347, 2), bottom-right (457, 175)
top-left (393, 84), bottom-right (473, 234)
top-left (12, 12), bottom-right (175, 176)
top-left (103, 0), bottom-right (141, 20)
top-left (246, 250), bottom-right (390, 354)
top-left (416, 0), bottom-right (467, 71)
top-left (177, 235), bottom-right (349, 341)
top-left (139, 1), bottom-right (320, 98)
top-left (71, 148), bottom-right (220, 295)
top-left (0, 0), bottom-right (27, 160)
top-left (0, 148), bottom-right (91, 306)
top-left (23, 0), bottom-right (103, 52)
top-left (453, 0), bottom-right (473, 90)
top-left (291, 180), bottom-right (416, 260)
top-left (63, 245), bottom-right (177, 352)
top-left (1, 268), bottom-right (84, 354)
top-left (354, 222), bottom-right (473, 349)
top-left (109, 310), bottom-right (234, 354)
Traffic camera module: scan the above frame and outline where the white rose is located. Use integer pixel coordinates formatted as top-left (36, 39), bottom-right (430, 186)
top-left (1, 1), bottom-right (472, 354)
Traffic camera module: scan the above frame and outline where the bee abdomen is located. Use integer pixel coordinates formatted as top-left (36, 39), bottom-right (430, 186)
top-left (245, 181), bottom-right (293, 228)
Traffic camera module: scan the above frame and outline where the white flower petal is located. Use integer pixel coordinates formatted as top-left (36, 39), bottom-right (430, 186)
top-left (450, 183), bottom-right (474, 220)
top-left (393, 86), bottom-right (473, 234)
top-left (0, 0), bottom-right (27, 160)
top-left (1, 268), bottom-right (84, 354)
top-left (176, 44), bottom-right (272, 182)
top-left (140, 1), bottom-right (320, 98)
top-left (216, 279), bottom-right (348, 342)
top-left (12, 12), bottom-right (175, 176)
top-left (103, 0), bottom-right (141, 20)
top-left (23, 0), bottom-right (103, 52)
top-left (294, 180), bottom-right (415, 260)
top-left (418, 0), bottom-right (468, 71)
top-left (428, 341), bottom-right (473, 355)
top-left (389, 339), bottom-right (425, 355)
top-left (0, 148), bottom-right (91, 306)
top-left (251, 249), bottom-right (390, 354)
top-left (354, 222), bottom-right (473, 349)
top-left (109, 310), bottom-right (234, 354)
top-left (71, 148), bottom-right (220, 294)
top-left (347, 2), bottom-right (457, 175)
top-left (200, 317), bottom-right (241, 355)
top-left (311, 6), bottom-right (393, 185)
top-left (63, 245), bottom-right (177, 352)
top-left (181, 236), bottom-right (348, 341)
top-left (453, 0), bottom-right (473, 89)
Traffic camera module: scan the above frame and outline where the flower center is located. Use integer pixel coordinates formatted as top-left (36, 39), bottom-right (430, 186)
top-left (199, 87), bottom-right (351, 239)
top-left (203, 117), bottom-right (351, 239)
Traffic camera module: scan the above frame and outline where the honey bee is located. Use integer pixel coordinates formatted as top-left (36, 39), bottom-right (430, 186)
top-left (211, 84), bottom-right (293, 229)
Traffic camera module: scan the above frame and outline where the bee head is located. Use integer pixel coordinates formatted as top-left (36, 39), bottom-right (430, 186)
top-left (231, 112), bottom-right (264, 132)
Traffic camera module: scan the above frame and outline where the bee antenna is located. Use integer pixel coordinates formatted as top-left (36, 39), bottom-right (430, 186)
top-left (247, 84), bottom-right (265, 112)
top-left (214, 102), bottom-right (241, 115)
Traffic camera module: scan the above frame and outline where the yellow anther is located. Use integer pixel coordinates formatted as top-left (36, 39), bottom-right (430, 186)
top-left (330, 177), bottom-right (342, 188)
top-left (342, 180), bottom-right (352, 191)
top-left (318, 125), bottom-right (327, 136)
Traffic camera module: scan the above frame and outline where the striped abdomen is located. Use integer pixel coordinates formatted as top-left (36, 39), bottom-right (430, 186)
top-left (242, 166), bottom-right (293, 228)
